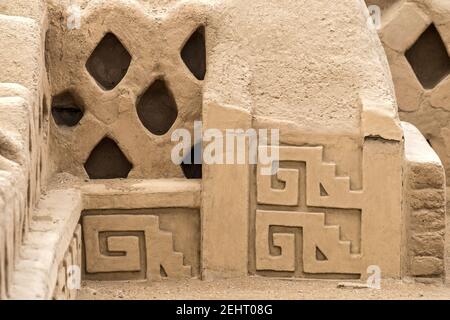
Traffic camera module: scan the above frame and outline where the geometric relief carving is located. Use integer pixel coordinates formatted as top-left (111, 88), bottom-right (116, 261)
top-left (257, 146), bottom-right (363, 209)
top-left (82, 215), bottom-right (192, 281)
top-left (53, 225), bottom-right (82, 300)
top-left (255, 146), bottom-right (363, 277)
top-left (256, 211), bottom-right (361, 274)
top-left (257, 168), bottom-right (299, 206)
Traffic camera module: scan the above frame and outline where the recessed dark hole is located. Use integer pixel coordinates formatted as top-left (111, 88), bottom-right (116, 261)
top-left (316, 247), bottom-right (328, 261)
top-left (86, 33), bottom-right (131, 90)
top-left (84, 137), bottom-right (132, 179)
top-left (405, 24), bottom-right (450, 89)
top-left (320, 183), bottom-right (329, 196)
top-left (181, 26), bottom-right (206, 80)
top-left (136, 79), bottom-right (178, 136)
top-left (181, 144), bottom-right (202, 179)
top-left (51, 91), bottom-right (84, 127)
top-left (160, 265), bottom-right (168, 278)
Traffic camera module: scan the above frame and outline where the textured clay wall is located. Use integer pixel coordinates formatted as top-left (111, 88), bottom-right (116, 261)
top-left (403, 122), bottom-right (446, 278)
top-left (45, 0), bottom-right (206, 180)
top-left (0, 0), bottom-right (50, 298)
top-left (366, 0), bottom-right (449, 280)
top-left (0, 0), bottom-right (446, 299)
top-left (205, 0), bottom-right (398, 135)
top-left (367, 0), bottom-right (450, 186)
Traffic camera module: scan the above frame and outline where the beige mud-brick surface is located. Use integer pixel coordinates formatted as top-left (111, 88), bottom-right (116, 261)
top-left (403, 122), bottom-right (446, 277)
top-left (370, 0), bottom-right (450, 185)
top-left (78, 278), bottom-right (450, 300)
top-left (0, 0), bottom-right (447, 299)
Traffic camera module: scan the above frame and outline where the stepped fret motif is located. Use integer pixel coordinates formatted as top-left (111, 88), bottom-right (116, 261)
top-left (83, 215), bottom-right (191, 281)
top-left (256, 211), bottom-right (361, 274)
top-left (255, 146), bottom-right (363, 276)
top-left (258, 146), bottom-right (363, 209)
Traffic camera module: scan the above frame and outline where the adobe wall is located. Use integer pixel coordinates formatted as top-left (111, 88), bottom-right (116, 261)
top-left (202, 0), bottom-right (406, 279)
top-left (205, 0), bottom-right (398, 134)
top-left (368, 0), bottom-right (450, 186)
top-left (402, 122), bottom-right (446, 278)
top-left (0, 0), bottom-right (50, 298)
top-left (0, 0), bottom-right (447, 299)
top-left (15, 0), bottom-right (435, 283)
top-left (366, 0), bottom-right (450, 280)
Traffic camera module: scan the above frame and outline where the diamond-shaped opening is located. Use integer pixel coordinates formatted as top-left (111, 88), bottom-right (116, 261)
top-left (405, 24), bottom-right (450, 89)
top-left (136, 79), bottom-right (178, 136)
top-left (51, 91), bottom-right (84, 127)
top-left (181, 144), bottom-right (202, 179)
top-left (86, 33), bottom-right (132, 90)
top-left (181, 26), bottom-right (206, 80)
top-left (84, 137), bottom-right (132, 179)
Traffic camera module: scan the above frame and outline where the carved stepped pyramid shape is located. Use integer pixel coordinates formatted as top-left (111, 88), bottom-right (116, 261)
top-left (254, 146), bottom-right (363, 277)
top-left (82, 214), bottom-right (191, 281)
top-left (257, 146), bottom-right (363, 209)
top-left (0, 0), bottom-right (447, 300)
top-left (256, 211), bottom-right (360, 274)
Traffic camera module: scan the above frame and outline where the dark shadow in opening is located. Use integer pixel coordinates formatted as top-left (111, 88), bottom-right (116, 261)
top-left (181, 26), bottom-right (206, 80)
top-left (84, 137), bottom-right (132, 179)
top-left (86, 33), bottom-right (132, 90)
top-left (51, 91), bottom-right (84, 127)
top-left (160, 265), bottom-right (168, 278)
top-left (406, 24), bottom-right (450, 89)
top-left (181, 144), bottom-right (202, 179)
top-left (316, 247), bottom-right (328, 261)
top-left (136, 79), bottom-right (178, 136)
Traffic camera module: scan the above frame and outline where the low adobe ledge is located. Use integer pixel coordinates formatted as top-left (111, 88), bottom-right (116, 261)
top-left (81, 179), bottom-right (201, 210)
top-left (7, 178), bottom-right (201, 299)
top-left (402, 122), bottom-right (447, 280)
top-left (9, 189), bottom-right (82, 300)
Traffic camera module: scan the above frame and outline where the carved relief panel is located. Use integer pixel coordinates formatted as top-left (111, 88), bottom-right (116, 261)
top-left (253, 146), bottom-right (364, 278)
top-left (82, 209), bottom-right (200, 281)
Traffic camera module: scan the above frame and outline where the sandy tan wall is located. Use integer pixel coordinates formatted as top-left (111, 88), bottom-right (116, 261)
top-left (367, 0), bottom-right (450, 186)
top-left (0, 0), bottom-right (50, 298)
top-left (403, 122), bottom-right (446, 278)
